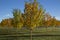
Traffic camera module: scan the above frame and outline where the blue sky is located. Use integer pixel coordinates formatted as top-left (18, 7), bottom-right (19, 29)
top-left (0, 0), bottom-right (60, 22)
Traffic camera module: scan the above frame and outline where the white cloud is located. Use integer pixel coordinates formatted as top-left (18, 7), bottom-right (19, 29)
top-left (2, 13), bottom-right (13, 19)
top-left (55, 17), bottom-right (60, 20)
top-left (0, 13), bottom-right (13, 22)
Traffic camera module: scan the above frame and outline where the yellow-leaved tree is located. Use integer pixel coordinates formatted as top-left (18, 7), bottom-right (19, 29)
top-left (24, 0), bottom-right (45, 40)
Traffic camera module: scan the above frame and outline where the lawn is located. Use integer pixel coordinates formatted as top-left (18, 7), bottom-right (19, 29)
top-left (0, 27), bottom-right (60, 40)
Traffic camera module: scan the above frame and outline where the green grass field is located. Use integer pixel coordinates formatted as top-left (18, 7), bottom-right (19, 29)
top-left (0, 27), bottom-right (60, 40)
top-left (0, 36), bottom-right (60, 40)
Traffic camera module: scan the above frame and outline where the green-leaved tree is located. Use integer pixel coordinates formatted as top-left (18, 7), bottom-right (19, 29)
top-left (13, 9), bottom-right (24, 29)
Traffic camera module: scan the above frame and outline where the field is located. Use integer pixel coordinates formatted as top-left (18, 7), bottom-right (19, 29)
top-left (0, 27), bottom-right (60, 40)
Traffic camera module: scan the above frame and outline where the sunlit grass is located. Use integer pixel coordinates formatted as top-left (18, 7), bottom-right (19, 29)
top-left (0, 27), bottom-right (60, 40)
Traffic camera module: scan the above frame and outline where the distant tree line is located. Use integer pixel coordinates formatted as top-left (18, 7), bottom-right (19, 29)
top-left (0, 12), bottom-right (60, 27)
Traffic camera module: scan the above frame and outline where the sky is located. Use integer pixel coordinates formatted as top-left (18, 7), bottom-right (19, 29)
top-left (0, 0), bottom-right (60, 22)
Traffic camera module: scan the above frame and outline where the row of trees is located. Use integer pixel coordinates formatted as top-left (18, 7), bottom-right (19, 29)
top-left (1, 13), bottom-right (60, 27)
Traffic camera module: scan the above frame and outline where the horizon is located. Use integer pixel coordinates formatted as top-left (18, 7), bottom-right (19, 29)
top-left (0, 0), bottom-right (60, 22)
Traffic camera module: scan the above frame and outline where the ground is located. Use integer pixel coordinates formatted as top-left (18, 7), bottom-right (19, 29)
top-left (0, 27), bottom-right (60, 40)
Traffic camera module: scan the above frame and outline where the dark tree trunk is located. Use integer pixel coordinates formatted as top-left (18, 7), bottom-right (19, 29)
top-left (30, 29), bottom-right (32, 40)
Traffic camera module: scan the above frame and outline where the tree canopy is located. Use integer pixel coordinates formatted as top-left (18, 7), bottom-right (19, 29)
top-left (0, 0), bottom-right (60, 28)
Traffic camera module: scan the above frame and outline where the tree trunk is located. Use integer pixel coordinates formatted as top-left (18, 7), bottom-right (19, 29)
top-left (30, 29), bottom-right (32, 40)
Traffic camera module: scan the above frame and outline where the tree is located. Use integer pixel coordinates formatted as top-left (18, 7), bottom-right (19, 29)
top-left (56, 20), bottom-right (60, 27)
top-left (38, 7), bottom-right (45, 27)
top-left (0, 18), bottom-right (13, 27)
top-left (0, 23), bottom-right (1, 27)
top-left (44, 13), bottom-right (52, 27)
top-left (1, 19), bottom-right (9, 27)
top-left (13, 9), bottom-right (24, 29)
top-left (51, 16), bottom-right (56, 27)
top-left (24, 0), bottom-right (45, 40)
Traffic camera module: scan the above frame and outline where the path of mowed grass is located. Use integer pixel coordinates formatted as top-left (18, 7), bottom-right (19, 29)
top-left (0, 27), bottom-right (60, 40)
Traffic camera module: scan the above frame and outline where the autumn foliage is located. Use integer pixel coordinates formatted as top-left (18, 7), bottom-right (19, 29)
top-left (0, 0), bottom-right (60, 28)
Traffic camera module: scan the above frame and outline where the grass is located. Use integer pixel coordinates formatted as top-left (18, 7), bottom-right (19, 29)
top-left (0, 36), bottom-right (60, 40)
top-left (0, 27), bottom-right (60, 40)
